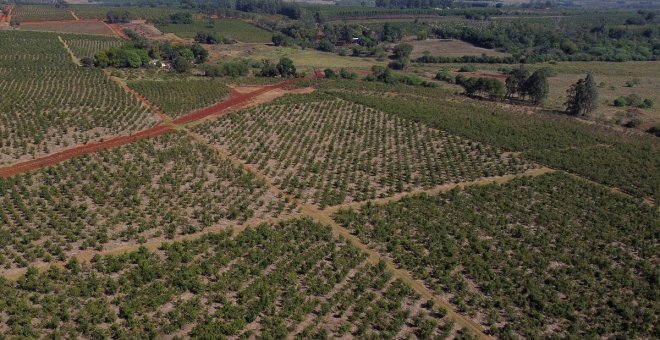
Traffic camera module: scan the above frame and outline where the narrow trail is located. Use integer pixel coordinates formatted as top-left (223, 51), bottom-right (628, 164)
top-left (325, 167), bottom-right (554, 213)
top-left (58, 35), bottom-right (81, 66)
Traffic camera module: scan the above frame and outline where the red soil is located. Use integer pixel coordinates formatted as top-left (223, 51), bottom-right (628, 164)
top-left (0, 78), bottom-right (300, 178)
top-left (0, 4), bottom-right (13, 26)
top-left (106, 23), bottom-right (129, 40)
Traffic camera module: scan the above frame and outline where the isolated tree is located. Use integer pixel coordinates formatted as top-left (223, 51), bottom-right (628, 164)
top-left (565, 74), bottom-right (598, 116)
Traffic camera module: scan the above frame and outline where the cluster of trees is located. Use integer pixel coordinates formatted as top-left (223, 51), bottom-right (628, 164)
top-left (194, 31), bottom-right (235, 45)
top-left (258, 57), bottom-right (296, 77)
top-left (154, 12), bottom-right (193, 25)
top-left (106, 10), bottom-right (131, 24)
top-left (204, 59), bottom-right (251, 77)
top-left (565, 74), bottom-right (599, 116)
top-left (389, 43), bottom-right (413, 70)
top-left (455, 75), bottom-right (505, 99)
top-left (367, 65), bottom-right (437, 87)
top-left (416, 54), bottom-right (517, 64)
top-left (374, 0), bottom-right (455, 8)
top-left (92, 31), bottom-right (207, 72)
top-left (504, 66), bottom-right (550, 104)
top-left (323, 68), bottom-right (358, 80)
top-left (429, 13), bottom-right (660, 62)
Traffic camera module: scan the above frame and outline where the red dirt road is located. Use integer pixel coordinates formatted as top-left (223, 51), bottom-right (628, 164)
top-left (0, 79), bottom-right (299, 178)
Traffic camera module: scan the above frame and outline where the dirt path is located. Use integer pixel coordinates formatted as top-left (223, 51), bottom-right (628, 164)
top-left (1, 213), bottom-right (301, 281)
top-left (58, 35), bottom-right (81, 66)
top-left (106, 22), bottom-right (129, 40)
top-left (324, 167), bottom-right (554, 213)
top-left (0, 79), bottom-right (302, 178)
top-left (186, 129), bottom-right (502, 339)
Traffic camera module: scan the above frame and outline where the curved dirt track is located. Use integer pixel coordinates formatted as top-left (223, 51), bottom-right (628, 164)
top-left (0, 79), bottom-right (299, 178)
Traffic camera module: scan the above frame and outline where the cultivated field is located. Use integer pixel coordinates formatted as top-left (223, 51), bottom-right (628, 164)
top-left (157, 19), bottom-right (272, 43)
top-left (198, 98), bottom-right (536, 207)
top-left (334, 172), bottom-right (659, 338)
top-left (0, 218), bottom-right (462, 338)
top-left (12, 4), bottom-right (73, 22)
top-left (0, 132), bottom-right (293, 272)
top-left (0, 31), bottom-right (157, 165)
top-left (409, 39), bottom-right (510, 59)
top-left (62, 34), bottom-right (124, 58)
top-left (128, 79), bottom-right (231, 118)
top-left (19, 20), bottom-right (115, 36)
top-left (328, 80), bottom-right (660, 201)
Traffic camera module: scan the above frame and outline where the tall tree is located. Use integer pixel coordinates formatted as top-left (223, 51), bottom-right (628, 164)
top-left (523, 70), bottom-right (549, 104)
top-left (565, 74), bottom-right (598, 116)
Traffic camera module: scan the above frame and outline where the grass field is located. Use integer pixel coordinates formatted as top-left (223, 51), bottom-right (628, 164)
top-left (334, 172), bottom-right (658, 338)
top-left (157, 19), bottom-right (272, 43)
top-left (229, 44), bottom-right (384, 72)
top-left (410, 61), bottom-right (660, 126)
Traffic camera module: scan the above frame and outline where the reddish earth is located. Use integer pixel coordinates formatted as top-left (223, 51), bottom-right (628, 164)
top-left (0, 4), bottom-right (13, 27)
top-left (106, 23), bottom-right (129, 40)
top-left (0, 79), bottom-right (300, 178)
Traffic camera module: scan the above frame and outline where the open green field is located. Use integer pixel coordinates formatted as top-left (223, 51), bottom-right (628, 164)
top-left (334, 172), bottom-right (659, 338)
top-left (157, 19), bottom-right (272, 43)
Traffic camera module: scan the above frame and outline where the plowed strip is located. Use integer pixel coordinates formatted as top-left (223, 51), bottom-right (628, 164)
top-left (0, 78), bottom-right (300, 178)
